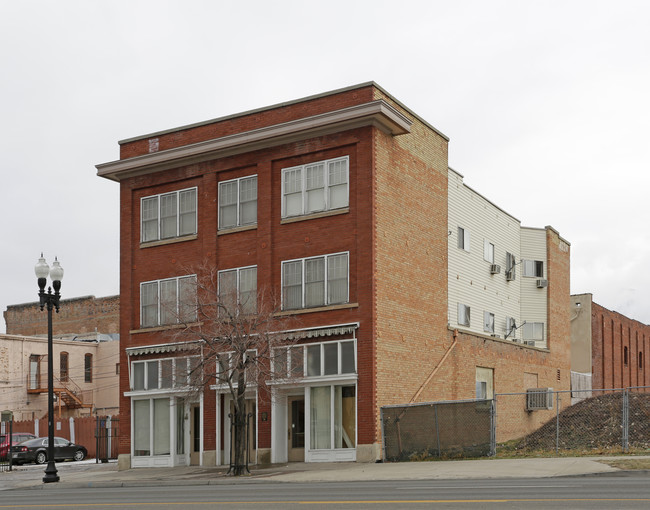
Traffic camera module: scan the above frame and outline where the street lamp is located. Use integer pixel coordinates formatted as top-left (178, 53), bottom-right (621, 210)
top-left (34, 254), bottom-right (64, 484)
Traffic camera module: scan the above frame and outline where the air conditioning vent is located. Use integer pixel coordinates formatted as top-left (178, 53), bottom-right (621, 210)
top-left (490, 264), bottom-right (501, 274)
top-left (506, 270), bottom-right (515, 281)
top-left (526, 388), bottom-right (553, 410)
top-left (536, 279), bottom-right (548, 288)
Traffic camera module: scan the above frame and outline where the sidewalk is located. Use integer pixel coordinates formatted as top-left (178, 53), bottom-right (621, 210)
top-left (2, 455), bottom-right (647, 491)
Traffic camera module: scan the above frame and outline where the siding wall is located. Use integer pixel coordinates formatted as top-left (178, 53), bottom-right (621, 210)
top-left (520, 227), bottom-right (548, 347)
top-left (447, 169), bottom-right (521, 339)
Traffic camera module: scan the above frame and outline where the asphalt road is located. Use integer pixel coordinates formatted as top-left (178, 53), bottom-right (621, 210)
top-left (2, 474), bottom-right (650, 509)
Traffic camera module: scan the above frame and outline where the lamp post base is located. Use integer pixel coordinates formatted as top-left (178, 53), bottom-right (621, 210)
top-left (43, 461), bottom-right (59, 483)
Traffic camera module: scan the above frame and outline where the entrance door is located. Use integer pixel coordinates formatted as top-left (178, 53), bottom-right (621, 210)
top-left (287, 397), bottom-right (305, 462)
top-left (189, 405), bottom-right (200, 465)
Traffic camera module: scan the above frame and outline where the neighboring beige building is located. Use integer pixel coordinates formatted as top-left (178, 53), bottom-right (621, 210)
top-left (0, 332), bottom-right (119, 421)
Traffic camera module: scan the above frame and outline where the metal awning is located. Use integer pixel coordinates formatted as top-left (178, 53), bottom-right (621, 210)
top-left (275, 323), bottom-right (358, 341)
top-left (126, 340), bottom-right (203, 356)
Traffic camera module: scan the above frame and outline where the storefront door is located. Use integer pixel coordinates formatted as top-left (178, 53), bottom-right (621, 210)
top-left (288, 397), bottom-right (305, 462)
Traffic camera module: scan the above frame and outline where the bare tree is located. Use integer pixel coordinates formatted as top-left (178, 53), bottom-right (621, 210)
top-left (166, 262), bottom-right (295, 476)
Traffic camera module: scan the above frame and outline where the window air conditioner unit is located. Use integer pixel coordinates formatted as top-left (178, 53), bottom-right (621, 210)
top-left (526, 388), bottom-right (553, 410)
top-left (491, 334), bottom-right (500, 339)
top-left (506, 270), bottom-right (515, 281)
top-left (525, 340), bottom-right (536, 346)
top-left (536, 279), bottom-right (548, 288)
top-left (490, 264), bottom-right (501, 274)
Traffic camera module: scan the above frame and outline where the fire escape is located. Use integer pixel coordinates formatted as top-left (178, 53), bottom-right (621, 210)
top-left (27, 355), bottom-right (94, 417)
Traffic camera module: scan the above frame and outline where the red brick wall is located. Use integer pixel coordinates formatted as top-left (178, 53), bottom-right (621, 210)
top-left (4, 295), bottom-right (119, 336)
top-left (591, 302), bottom-right (650, 390)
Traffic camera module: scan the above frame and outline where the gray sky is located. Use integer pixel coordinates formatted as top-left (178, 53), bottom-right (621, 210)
top-left (2, 0), bottom-right (649, 334)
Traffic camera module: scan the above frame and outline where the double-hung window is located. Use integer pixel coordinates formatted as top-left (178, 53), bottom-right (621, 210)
top-left (282, 252), bottom-right (348, 310)
top-left (282, 156), bottom-right (349, 218)
top-left (218, 176), bottom-right (257, 230)
top-left (140, 275), bottom-right (197, 328)
top-left (141, 188), bottom-right (197, 243)
top-left (522, 260), bottom-right (544, 278)
top-left (218, 266), bottom-right (257, 314)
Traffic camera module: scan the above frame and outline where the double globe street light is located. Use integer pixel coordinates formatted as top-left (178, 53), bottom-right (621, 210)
top-left (34, 254), bottom-right (64, 484)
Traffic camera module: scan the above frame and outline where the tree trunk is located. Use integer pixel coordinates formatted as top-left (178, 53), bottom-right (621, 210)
top-left (232, 371), bottom-right (248, 475)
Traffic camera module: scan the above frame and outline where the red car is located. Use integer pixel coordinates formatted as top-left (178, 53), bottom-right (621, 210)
top-left (0, 432), bottom-right (36, 460)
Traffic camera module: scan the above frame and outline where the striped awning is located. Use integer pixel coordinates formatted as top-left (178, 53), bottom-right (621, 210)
top-left (275, 323), bottom-right (358, 341)
top-left (126, 340), bottom-right (203, 356)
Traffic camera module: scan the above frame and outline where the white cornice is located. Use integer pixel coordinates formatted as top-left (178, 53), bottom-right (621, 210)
top-left (96, 100), bottom-right (412, 182)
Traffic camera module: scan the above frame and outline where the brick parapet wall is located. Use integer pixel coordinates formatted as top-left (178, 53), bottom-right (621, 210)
top-left (4, 295), bottom-right (120, 336)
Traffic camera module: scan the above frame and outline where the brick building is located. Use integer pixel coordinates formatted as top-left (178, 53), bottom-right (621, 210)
top-left (571, 293), bottom-right (650, 391)
top-left (97, 82), bottom-right (571, 469)
top-left (4, 295), bottom-right (120, 337)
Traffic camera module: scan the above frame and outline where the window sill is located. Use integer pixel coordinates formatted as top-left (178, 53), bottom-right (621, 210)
top-left (140, 234), bottom-right (197, 249)
top-left (275, 302), bottom-right (359, 317)
top-left (217, 224), bottom-right (257, 236)
top-left (281, 208), bottom-right (349, 225)
top-left (130, 322), bottom-right (202, 334)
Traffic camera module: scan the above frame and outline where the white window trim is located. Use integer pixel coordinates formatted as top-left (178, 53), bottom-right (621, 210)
top-left (483, 240), bottom-right (494, 263)
top-left (458, 227), bottom-right (470, 252)
top-left (139, 275), bottom-right (197, 328)
top-left (141, 187), bottom-right (197, 243)
top-left (483, 311), bottom-right (495, 334)
top-left (522, 322), bottom-right (545, 341)
top-left (272, 339), bottom-right (357, 381)
top-left (217, 265), bottom-right (258, 313)
top-left (281, 156), bottom-right (349, 218)
top-left (457, 303), bottom-right (470, 327)
top-left (127, 356), bottom-right (200, 395)
top-left (218, 175), bottom-right (258, 230)
top-left (522, 260), bottom-right (544, 278)
top-left (281, 252), bottom-right (349, 311)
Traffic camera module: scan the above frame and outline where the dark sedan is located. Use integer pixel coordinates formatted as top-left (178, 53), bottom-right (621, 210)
top-left (11, 437), bottom-right (87, 465)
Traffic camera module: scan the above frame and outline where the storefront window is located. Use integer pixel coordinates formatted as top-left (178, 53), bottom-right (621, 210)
top-left (310, 385), bottom-right (356, 450)
top-left (133, 400), bottom-right (150, 456)
top-left (153, 398), bottom-right (170, 455)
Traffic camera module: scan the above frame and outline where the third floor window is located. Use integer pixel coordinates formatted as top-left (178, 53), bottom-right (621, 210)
top-left (218, 175), bottom-right (257, 230)
top-left (282, 156), bottom-right (349, 218)
top-left (141, 187), bottom-right (197, 243)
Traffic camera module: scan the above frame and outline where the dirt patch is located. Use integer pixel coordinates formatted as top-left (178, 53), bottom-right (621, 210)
top-left (598, 458), bottom-right (650, 470)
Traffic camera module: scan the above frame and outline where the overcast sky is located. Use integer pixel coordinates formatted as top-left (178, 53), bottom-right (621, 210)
top-left (2, 0), bottom-right (649, 334)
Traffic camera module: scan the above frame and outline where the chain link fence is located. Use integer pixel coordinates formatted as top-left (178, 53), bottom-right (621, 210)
top-left (495, 386), bottom-right (650, 456)
top-left (381, 386), bottom-right (650, 461)
top-left (381, 399), bottom-right (493, 461)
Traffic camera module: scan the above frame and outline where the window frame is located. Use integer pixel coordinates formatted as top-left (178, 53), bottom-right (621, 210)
top-left (483, 311), bottom-right (495, 334)
top-left (483, 240), bottom-right (494, 263)
top-left (458, 227), bottom-right (470, 252)
top-left (457, 303), bottom-right (470, 327)
top-left (84, 353), bottom-right (93, 383)
top-left (522, 259), bottom-right (544, 278)
top-left (272, 339), bottom-right (357, 380)
top-left (281, 252), bottom-right (349, 311)
top-left (217, 265), bottom-right (258, 314)
top-left (218, 175), bottom-right (258, 230)
top-left (281, 156), bottom-right (349, 218)
top-left (130, 356), bottom-right (200, 392)
top-left (139, 275), bottom-right (197, 328)
top-left (522, 322), bottom-right (545, 341)
top-left (140, 187), bottom-right (197, 243)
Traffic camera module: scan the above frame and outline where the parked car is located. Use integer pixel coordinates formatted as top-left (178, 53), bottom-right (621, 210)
top-left (0, 432), bottom-right (36, 460)
top-left (11, 437), bottom-right (87, 465)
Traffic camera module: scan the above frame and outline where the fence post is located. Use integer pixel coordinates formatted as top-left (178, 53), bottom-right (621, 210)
top-left (433, 404), bottom-right (441, 458)
top-left (555, 392), bottom-right (561, 454)
top-left (34, 418), bottom-right (39, 436)
top-left (490, 397), bottom-right (496, 457)
top-left (8, 419), bottom-right (13, 471)
top-left (69, 417), bottom-right (75, 444)
top-left (622, 389), bottom-right (629, 452)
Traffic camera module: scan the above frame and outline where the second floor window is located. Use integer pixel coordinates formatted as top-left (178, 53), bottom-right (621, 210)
top-left (60, 352), bottom-right (69, 382)
top-left (282, 156), bottom-right (349, 218)
top-left (140, 275), bottom-right (197, 328)
top-left (219, 176), bottom-right (257, 230)
top-left (282, 252), bottom-right (349, 310)
top-left (84, 353), bottom-right (93, 383)
top-left (218, 266), bottom-right (257, 314)
top-left (141, 187), bottom-right (197, 243)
